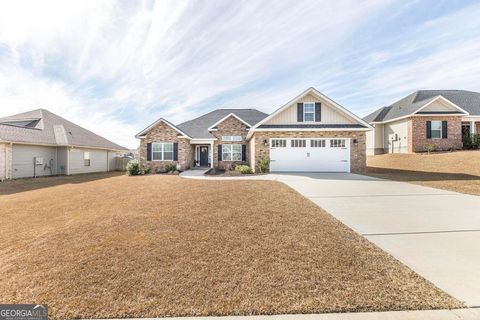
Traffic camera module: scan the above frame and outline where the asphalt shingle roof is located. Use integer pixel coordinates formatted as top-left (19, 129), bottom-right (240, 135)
top-left (363, 90), bottom-right (480, 123)
top-left (0, 109), bottom-right (127, 150)
top-left (176, 109), bottom-right (268, 138)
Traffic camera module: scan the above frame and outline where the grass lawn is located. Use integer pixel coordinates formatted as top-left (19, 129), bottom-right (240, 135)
top-left (367, 150), bottom-right (480, 195)
top-left (0, 173), bottom-right (461, 319)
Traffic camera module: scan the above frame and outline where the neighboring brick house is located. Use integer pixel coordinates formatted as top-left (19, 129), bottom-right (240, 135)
top-left (364, 90), bottom-right (480, 155)
top-left (135, 87), bottom-right (372, 173)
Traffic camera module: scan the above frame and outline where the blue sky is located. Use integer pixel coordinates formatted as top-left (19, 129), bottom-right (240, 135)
top-left (0, 0), bottom-right (479, 148)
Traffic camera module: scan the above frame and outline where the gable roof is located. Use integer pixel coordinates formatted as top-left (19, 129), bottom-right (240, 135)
top-left (364, 90), bottom-right (479, 123)
top-left (252, 87), bottom-right (372, 130)
top-left (0, 109), bottom-right (127, 151)
top-left (135, 118), bottom-right (191, 139)
top-left (176, 109), bottom-right (268, 139)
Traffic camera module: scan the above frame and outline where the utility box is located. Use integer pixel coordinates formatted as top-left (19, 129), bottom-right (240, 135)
top-left (35, 157), bottom-right (44, 165)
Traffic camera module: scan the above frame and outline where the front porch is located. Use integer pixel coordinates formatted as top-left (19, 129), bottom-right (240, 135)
top-left (190, 139), bottom-right (215, 168)
top-left (462, 120), bottom-right (480, 136)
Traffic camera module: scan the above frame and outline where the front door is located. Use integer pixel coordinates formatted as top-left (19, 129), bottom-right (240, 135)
top-left (199, 146), bottom-right (209, 166)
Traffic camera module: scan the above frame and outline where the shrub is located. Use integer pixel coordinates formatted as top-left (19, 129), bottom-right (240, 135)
top-left (126, 160), bottom-right (141, 176)
top-left (165, 163), bottom-right (177, 173)
top-left (143, 167), bottom-right (151, 174)
top-left (463, 134), bottom-right (473, 149)
top-left (423, 143), bottom-right (435, 154)
top-left (231, 161), bottom-right (248, 170)
top-left (258, 158), bottom-right (269, 173)
top-left (235, 165), bottom-right (253, 174)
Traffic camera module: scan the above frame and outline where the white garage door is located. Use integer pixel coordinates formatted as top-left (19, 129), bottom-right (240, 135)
top-left (269, 138), bottom-right (350, 172)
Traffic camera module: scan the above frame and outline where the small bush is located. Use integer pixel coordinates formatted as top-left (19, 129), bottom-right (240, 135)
top-left (235, 165), bottom-right (253, 174)
top-left (165, 163), bottom-right (177, 173)
top-left (143, 167), bottom-right (151, 174)
top-left (126, 160), bottom-right (141, 176)
top-left (258, 158), bottom-right (269, 173)
top-left (423, 143), bottom-right (435, 154)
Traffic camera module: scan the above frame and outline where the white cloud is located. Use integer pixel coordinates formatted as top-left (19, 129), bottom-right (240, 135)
top-left (0, 0), bottom-right (479, 148)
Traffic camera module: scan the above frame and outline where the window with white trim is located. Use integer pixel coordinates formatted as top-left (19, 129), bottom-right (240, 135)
top-left (222, 135), bottom-right (242, 141)
top-left (222, 144), bottom-right (242, 161)
top-left (311, 139), bottom-right (326, 148)
top-left (271, 139), bottom-right (287, 147)
top-left (304, 102), bottom-right (315, 122)
top-left (330, 139), bottom-right (346, 148)
top-left (152, 143), bottom-right (174, 160)
top-left (431, 120), bottom-right (442, 139)
top-left (84, 152), bottom-right (90, 166)
top-left (291, 139), bottom-right (306, 148)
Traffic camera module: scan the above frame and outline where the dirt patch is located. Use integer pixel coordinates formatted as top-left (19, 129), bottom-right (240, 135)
top-left (367, 150), bottom-right (480, 195)
top-left (0, 174), bottom-right (462, 319)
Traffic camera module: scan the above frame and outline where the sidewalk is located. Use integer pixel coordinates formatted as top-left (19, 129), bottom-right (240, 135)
top-left (90, 308), bottom-right (480, 320)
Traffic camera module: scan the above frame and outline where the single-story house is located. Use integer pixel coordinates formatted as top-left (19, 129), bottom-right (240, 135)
top-left (0, 109), bottom-right (128, 180)
top-left (364, 90), bottom-right (480, 155)
top-left (135, 87), bottom-right (372, 173)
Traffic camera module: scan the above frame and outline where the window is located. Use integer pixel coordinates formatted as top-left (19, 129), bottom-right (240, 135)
top-left (311, 139), bottom-right (326, 148)
top-left (83, 152), bottom-right (90, 166)
top-left (304, 102), bottom-right (315, 122)
top-left (222, 135), bottom-right (242, 141)
top-left (431, 120), bottom-right (442, 139)
top-left (271, 139), bottom-right (287, 147)
top-left (222, 144), bottom-right (242, 161)
top-left (291, 139), bottom-right (306, 148)
top-left (152, 143), bottom-right (174, 161)
top-left (330, 139), bottom-right (346, 148)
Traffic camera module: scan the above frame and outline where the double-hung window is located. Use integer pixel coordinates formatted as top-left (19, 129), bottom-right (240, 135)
top-left (84, 152), bottom-right (90, 166)
top-left (431, 121), bottom-right (442, 139)
top-left (222, 144), bottom-right (242, 161)
top-left (304, 102), bottom-right (315, 122)
top-left (152, 143), bottom-right (174, 160)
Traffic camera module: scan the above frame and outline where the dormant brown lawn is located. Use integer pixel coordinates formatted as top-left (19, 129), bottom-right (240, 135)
top-left (0, 173), bottom-right (461, 319)
top-left (367, 150), bottom-right (480, 195)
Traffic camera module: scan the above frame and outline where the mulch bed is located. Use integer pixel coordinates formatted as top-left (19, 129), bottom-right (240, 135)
top-left (0, 174), bottom-right (462, 319)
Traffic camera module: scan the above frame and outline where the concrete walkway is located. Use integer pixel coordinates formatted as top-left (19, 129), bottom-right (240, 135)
top-left (180, 171), bottom-right (480, 307)
top-left (91, 308), bottom-right (480, 320)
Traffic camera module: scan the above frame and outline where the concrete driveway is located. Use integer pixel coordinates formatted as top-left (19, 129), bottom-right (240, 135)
top-left (270, 173), bottom-right (480, 307)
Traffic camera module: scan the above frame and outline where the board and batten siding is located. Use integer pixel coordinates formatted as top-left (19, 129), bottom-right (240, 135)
top-left (68, 148), bottom-right (108, 175)
top-left (264, 93), bottom-right (355, 125)
top-left (12, 144), bottom-right (57, 178)
top-left (383, 119), bottom-right (408, 153)
top-left (420, 99), bottom-right (459, 112)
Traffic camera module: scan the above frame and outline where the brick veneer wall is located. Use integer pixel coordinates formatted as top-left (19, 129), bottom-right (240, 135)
top-left (211, 116), bottom-right (250, 170)
top-left (252, 131), bottom-right (366, 173)
top-left (138, 121), bottom-right (193, 171)
top-left (408, 116), bottom-right (463, 153)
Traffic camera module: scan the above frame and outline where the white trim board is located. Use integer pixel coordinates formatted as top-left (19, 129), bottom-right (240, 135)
top-left (207, 113), bottom-right (252, 131)
top-left (135, 118), bottom-right (191, 139)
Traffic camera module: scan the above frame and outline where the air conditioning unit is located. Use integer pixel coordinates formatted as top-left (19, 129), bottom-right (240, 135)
top-left (35, 157), bottom-right (44, 165)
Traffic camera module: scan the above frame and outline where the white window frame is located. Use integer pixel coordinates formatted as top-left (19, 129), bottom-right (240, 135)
top-left (222, 135), bottom-right (242, 142)
top-left (310, 139), bottom-right (326, 148)
top-left (83, 152), bottom-right (91, 166)
top-left (291, 139), bottom-right (306, 148)
top-left (303, 102), bottom-right (315, 122)
top-left (431, 120), bottom-right (442, 139)
top-left (330, 139), bottom-right (346, 148)
top-left (271, 139), bottom-right (287, 148)
top-left (221, 144), bottom-right (242, 161)
top-left (152, 142), bottom-right (174, 161)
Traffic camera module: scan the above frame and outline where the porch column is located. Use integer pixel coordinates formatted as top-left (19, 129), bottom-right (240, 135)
top-left (210, 141), bottom-right (214, 168)
top-left (472, 121), bottom-right (476, 135)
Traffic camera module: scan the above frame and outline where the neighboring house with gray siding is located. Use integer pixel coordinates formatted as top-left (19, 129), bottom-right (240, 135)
top-left (364, 90), bottom-right (480, 155)
top-left (0, 109), bottom-right (127, 180)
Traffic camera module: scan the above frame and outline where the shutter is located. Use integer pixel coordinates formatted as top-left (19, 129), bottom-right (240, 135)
top-left (315, 102), bottom-right (321, 122)
top-left (146, 143), bottom-right (152, 161)
top-left (173, 143), bottom-right (178, 161)
top-left (241, 145), bottom-right (246, 162)
top-left (297, 103), bottom-right (304, 122)
top-left (426, 121), bottom-right (432, 139)
top-left (218, 144), bottom-right (222, 161)
top-left (442, 121), bottom-right (448, 139)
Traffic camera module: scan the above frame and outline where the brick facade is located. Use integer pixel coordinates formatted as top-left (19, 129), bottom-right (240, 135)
top-left (139, 121), bottom-right (193, 171)
top-left (211, 116), bottom-right (250, 170)
top-left (251, 131), bottom-right (367, 174)
top-left (408, 116), bottom-right (463, 153)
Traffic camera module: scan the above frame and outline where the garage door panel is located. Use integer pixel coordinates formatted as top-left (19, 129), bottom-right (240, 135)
top-left (270, 138), bottom-right (350, 172)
